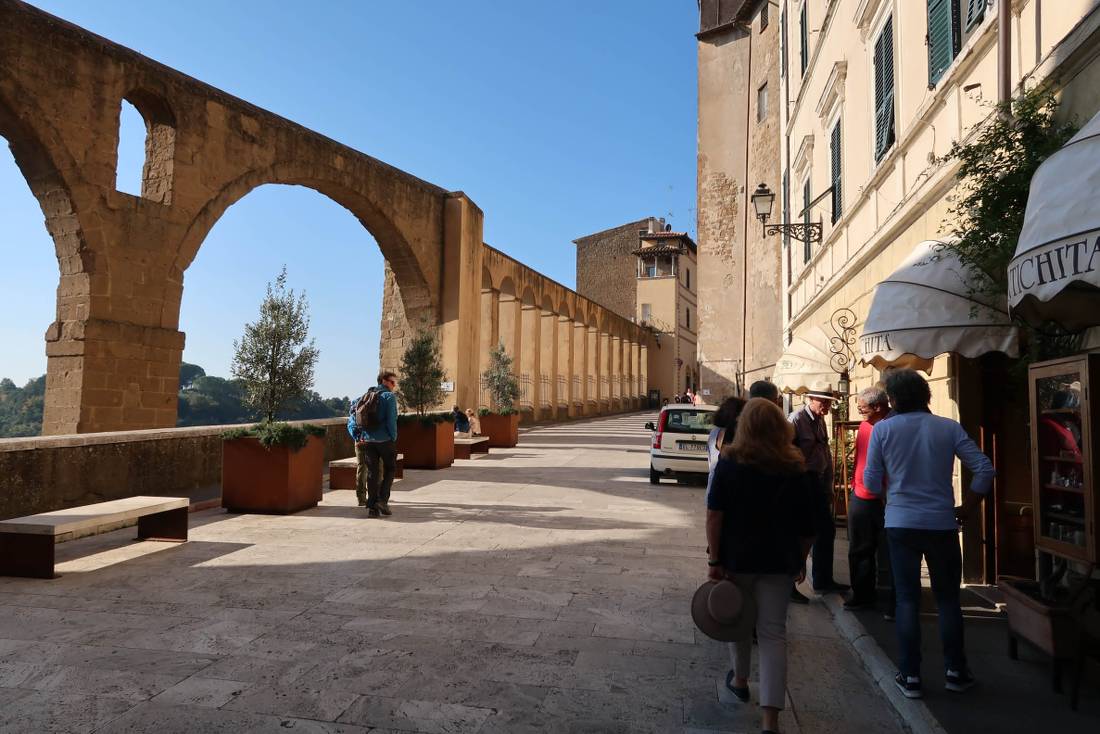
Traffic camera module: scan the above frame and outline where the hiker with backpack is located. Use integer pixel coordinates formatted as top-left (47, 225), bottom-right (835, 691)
top-left (347, 370), bottom-right (399, 517)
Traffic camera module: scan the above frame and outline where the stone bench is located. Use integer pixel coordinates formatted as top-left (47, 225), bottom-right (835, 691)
top-left (0, 496), bottom-right (189, 579)
top-left (454, 436), bottom-right (490, 460)
top-left (328, 453), bottom-right (405, 490)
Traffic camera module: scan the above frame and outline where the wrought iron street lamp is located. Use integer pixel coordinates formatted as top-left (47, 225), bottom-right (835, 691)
top-left (828, 307), bottom-right (857, 421)
top-left (751, 183), bottom-right (823, 244)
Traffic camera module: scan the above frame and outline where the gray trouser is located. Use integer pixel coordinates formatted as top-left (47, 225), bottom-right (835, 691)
top-left (728, 573), bottom-right (793, 709)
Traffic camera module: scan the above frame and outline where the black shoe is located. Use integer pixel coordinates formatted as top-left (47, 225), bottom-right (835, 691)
top-left (883, 610), bottom-right (896, 622)
top-left (894, 672), bottom-right (922, 699)
top-left (945, 669), bottom-right (976, 692)
top-left (843, 597), bottom-right (874, 611)
top-left (789, 588), bottom-right (810, 605)
top-left (815, 582), bottom-right (851, 595)
top-left (367, 507), bottom-right (380, 518)
top-left (724, 670), bottom-right (749, 702)
top-left (378, 503), bottom-right (392, 516)
top-left (357, 498), bottom-right (366, 507)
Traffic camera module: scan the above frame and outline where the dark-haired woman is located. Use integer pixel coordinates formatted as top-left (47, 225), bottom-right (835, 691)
top-left (706, 396), bottom-right (747, 487)
top-left (706, 398), bottom-right (817, 734)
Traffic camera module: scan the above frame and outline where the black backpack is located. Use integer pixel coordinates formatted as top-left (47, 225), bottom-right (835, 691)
top-left (354, 388), bottom-right (383, 430)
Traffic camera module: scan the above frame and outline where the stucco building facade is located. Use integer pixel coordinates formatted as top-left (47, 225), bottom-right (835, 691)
top-left (777, 0), bottom-right (1100, 580)
top-left (696, 0), bottom-right (785, 400)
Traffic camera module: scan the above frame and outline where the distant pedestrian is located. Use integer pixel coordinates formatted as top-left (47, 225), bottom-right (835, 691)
top-left (749, 380), bottom-right (782, 407)
top-left (845, 386), bottom-right (895, 616)
top-left (347, 370), bottom-right (399, 518)
top-left (864, 368), bottom-right (994, 699)
top-left (466, 408), bottom-right (481, 436)
top-left (789, 392), bottom-right (848, 600)
top-left (707, 396), bottom-right (747, 483)
top-left (453, 404), bottom-right (471, 437)
top-left (706, 398), bottom-right (817, 733)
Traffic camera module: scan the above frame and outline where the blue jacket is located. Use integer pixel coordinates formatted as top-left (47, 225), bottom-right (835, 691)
top-left (348, 386), bottom-right (398, 443)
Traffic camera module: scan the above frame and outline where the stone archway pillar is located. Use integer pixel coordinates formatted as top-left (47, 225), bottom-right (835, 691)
top-left (572, 322), bottom-right (587, 418)
top-left (539, 310), bottom-right (556, 422)
top-left (439, 193), bottom-right (484, 413)
top-left (557, 316), bottom-right (572, 420)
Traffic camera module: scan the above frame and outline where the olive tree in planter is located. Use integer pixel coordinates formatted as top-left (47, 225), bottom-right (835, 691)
top-left (395, 328), bottom-right (455, 469)
top-left (479, 342), bottom-right (521, 448)
top-left (221, 267), bottom-right (326, 514)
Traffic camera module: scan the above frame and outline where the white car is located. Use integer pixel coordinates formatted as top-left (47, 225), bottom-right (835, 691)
top-left (645, 404), bottom-right (717, 484)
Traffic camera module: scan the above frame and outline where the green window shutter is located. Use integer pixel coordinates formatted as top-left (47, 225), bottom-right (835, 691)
top-left (800, 2), bottom-right (808, 77)
top-left (965, 0), bottom-right (985, 31)
top-left (802, 180), bottom-right (811, 264)
top-left (830, 120), bottom-right (842, 224)
top-left (874, 18), bottom-right (896, 162)
top-left (927, 0), bottom-right (957, 86)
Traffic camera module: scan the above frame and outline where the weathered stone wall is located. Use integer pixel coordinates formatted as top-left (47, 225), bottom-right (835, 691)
top-left (0, 419), bottom-right (352, 520)
top-left (572, 219), bottom-right (652, 322)
top-left (696, 2), bottom-right (782, 400)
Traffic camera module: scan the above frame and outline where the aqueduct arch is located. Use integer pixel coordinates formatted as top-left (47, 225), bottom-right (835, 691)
top-left (0, 0), bottom-right (484, 433)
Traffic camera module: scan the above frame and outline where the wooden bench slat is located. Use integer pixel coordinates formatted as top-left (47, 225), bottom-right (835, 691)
top-left (454, 437), bottom-right (489, 445)
top-left (0, 496), bottom-right (189, 536)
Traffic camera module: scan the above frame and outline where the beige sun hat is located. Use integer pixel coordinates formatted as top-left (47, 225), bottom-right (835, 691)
top-left (691, 579), bottom-right (757, 642)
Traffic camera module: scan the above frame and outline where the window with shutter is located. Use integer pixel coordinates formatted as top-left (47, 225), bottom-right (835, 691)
top-left (873, 18), bottom-right (896, 162)
top-left (964, 0), bottom-right (985, 31)
top-left (830, 120), bottom-right (842, 224)
top-left (802, 180), bottom-right (812, 264)
top-left (927, 0), bottom-right (958, 87)
top-left (781, 6), bottom-right (788, 78)
top-left (799, 2), bottom-right (808, 78)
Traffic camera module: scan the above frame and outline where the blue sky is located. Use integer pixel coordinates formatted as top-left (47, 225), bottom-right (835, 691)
top-left (0, 1), bottom-right (698, 398)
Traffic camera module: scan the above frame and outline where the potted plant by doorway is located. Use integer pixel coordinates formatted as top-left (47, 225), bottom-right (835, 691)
top-left (220, 268), bottom-right (326, 514)
top-left (479, 342), bottom-right (522, 448)
top-left (394, 328), bottom-right (455, 469)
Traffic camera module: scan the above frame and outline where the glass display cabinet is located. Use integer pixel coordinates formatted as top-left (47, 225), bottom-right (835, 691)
top-left (1029, 354), bottom-right (1100, 564)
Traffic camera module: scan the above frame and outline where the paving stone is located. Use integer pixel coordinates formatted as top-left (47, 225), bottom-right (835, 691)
top-left (151, 676), bottom-right (251, 707)
top-left (0, 689), bottom-right (136, 733)
top-left (337, 695), bottom-right (494, 732)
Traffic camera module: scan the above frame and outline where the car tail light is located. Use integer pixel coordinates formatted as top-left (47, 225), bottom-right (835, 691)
top-left (653, 412), bottom-right (668, 449)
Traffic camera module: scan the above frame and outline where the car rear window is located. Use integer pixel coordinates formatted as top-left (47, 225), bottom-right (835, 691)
top-left (662, 409), bottom-right (714, 434)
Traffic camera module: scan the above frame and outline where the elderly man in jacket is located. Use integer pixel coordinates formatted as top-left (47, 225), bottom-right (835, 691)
top-left (789, 391), bottom-right (849, 600)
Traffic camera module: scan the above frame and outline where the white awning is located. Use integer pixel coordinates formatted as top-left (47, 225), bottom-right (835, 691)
top-left (860, 239), bottom-right (1019, 373)
top-left (772, 325), bottom-right (843, 394)
top-left (1008, 108), bottom-right (1100, 329)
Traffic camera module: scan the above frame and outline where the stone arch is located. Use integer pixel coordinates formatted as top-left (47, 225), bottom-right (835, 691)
top-left (478, 265), bottom-right (498, 407)
top-left (173, 163), bottom-right (436, 329)
top-left (116, 88), bottom-right (176, 204)
top-left (0, 92), bottom-right (97, 434)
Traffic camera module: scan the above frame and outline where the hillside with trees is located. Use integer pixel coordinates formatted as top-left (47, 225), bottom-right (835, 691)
top-left (0, 363), bottom-right (352, 437)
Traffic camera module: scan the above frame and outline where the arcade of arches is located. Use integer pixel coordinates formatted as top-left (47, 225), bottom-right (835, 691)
top-left (0, 1), bottom-right (651, 434)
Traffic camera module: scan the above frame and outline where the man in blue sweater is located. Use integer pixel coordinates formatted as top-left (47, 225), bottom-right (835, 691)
top-left (864, 368), bottom-right (994, 700)
top-left (348, 371), bottom-right (399, 518)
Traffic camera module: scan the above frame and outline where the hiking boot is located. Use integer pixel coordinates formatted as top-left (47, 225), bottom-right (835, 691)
top-left (894, 672), bottom-right (922, 699)
top-left (378, 502), bottom-right (392, 516)
top-left (367, 507), bottom-right (381, 518)
top-left (945, 669), bottom-right (976, 693)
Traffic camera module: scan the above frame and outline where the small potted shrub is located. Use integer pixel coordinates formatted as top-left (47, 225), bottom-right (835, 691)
top-left (479, 342), bottom-right (521, 448)
top-left (394, 329), bottom-right (455, 469)
top-left (221, 268), bottom-right (326, 514)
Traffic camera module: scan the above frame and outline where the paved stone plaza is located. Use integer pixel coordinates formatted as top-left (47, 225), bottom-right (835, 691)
top-left (0, 413), bottom-right (904, 733)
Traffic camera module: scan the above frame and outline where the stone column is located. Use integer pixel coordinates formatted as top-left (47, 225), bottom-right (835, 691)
top-left (479, 285), bottom-right (498, 409)
top-left (631, 340), bottom-right (641, 408)
top-left (498, 293), bottom-right (521, 381)
top-left (439, 193), bottom-right (484, 412)
top-left (586, 326), bottom-right (598, 416)
top-left (573, 321), bottom-right (587, 418)
top-left (520, 299), bottom-right (540, 420)
top-left (641, 343), bottom-right (650, 407)
top-left (610, 335), bottom-right (621, 412)
top-left (557, 315), bottom-right (572, 420)
top-left (598, 331), bottom-right (610, 414)
top-left (539, 309), bottom-right (557, 422)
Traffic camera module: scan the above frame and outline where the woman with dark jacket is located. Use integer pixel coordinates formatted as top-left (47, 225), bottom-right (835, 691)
top-left (706, 398), bottom-right (817, 734)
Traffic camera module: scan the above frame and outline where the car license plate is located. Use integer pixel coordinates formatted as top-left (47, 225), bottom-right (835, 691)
top-left (677, 441), bottom-right (707, 452)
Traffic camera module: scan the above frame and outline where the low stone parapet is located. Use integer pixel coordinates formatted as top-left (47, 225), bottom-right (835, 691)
top-left (0, 419), bottom-right (353, 520)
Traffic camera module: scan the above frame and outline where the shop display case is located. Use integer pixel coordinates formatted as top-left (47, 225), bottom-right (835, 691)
top-left (1029, 354), bottom-right (1100, 564)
